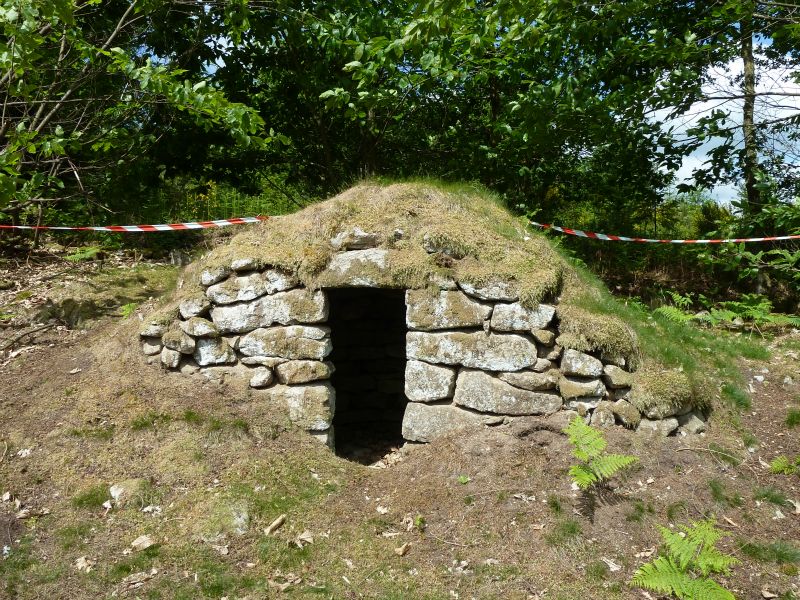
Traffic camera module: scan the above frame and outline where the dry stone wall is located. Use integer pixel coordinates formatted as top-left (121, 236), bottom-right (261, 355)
top-left (139, 241), bottom-right (706, 447)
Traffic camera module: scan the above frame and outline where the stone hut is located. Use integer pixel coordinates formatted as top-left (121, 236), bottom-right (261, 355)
top-left (139, 183), bottom-right (705, 451)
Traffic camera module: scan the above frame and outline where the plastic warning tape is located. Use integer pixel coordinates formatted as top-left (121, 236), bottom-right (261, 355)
top-left (529, 221), bottom-right (800, 244)
top-left (0, 215), bottom-right (269, 232)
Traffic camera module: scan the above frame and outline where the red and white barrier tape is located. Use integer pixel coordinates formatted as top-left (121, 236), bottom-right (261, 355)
top-left (0, 216), bottom-right (269, 232)
top-left (530, 221), bottom-right (800, 244)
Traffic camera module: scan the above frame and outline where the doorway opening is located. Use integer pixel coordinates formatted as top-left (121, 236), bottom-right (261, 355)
top-left (327, 288), bottom-right (408, 463)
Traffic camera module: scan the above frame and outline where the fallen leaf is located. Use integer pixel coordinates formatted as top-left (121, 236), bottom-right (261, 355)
top-left (69, 368), bottom-right (81, 374)
top-left (131, 535), bottom-right (155, 551)
top-left (531, 523), bottom-right (545, 530)
top-left (211, 544), bottom-right (229, 556)
top-left (75, 556), bottom-right (95, 573)
top-left (601, 557), bottom-right (622, 572)
top-left (394, 542), bottom-right (412, 557)
top-left (376, 505), bottom-right (389, 515)
top-left (293, 531), bottom-right (314, 548)
top-left (762, 589), bottom-right (778, 599)
top-left (264, 514), bottom-right (286, 536)
top-left (381, 531), bottom-right (401, 538)
top-left (635, 547), bottom-right (656, 558)
top-left (722, 516), bottom-right (739, 528)
top-left (268, 572), bottom-right (301, 592)
top-left (117, 568), bottom-right (157, 593)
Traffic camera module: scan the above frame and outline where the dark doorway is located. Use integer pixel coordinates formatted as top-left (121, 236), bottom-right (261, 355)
top-left (327, 288), bottom-right (407, 463)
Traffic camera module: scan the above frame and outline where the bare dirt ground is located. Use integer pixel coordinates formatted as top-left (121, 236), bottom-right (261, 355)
top-left (0, 256), bottom-right (799, 600)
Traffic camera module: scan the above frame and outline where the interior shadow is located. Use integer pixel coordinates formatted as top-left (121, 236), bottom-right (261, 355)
top-left (326, 288), bottom-right (408, 463)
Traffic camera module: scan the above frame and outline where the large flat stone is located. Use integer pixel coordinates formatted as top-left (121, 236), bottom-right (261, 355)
top-left (459, 280), bottom-right (519, 302)
top-left (275, 360), bottom-right (334, 384)
top-left (406, 290), bottom-right (492, 330)
top-left (404, 360), bottom-right (457, 402)
top-left (239, 326), bottom-right (332, 360)
top-left (406, 331), bottom-right (538, 372)
top-left (206, 270), bottom-right (298, 305)
top-left (490, 302), bottom-right (555, 332)
top-left (210, 289), bottom-right (328, 334)
top-left (261, 383), bottom-right (335, 430)
top-left (401, 403), bottom-right (494, 443)
top-left (317, 249), bottom-right (393, 287)
top-left (558, 375), bottom-right (607, 399)
top-left (603, 364), bottom-right (634, 389)
top-left (498, 369), bottom-right (559, 391)
top-left (561, 349), bottom-right (603, 378)
top-left (454, 369), bottom-right (562, 415)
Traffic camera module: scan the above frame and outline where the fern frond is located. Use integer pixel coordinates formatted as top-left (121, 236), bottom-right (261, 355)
top-left (654, 305), bottom-right (694, 323)
top-left (631, 557), bottom-right (694, 596)
top-left (563, 416), bottom-right (606, 462)
top-left (682, 576), bottom-right (737, 600)
top-left (589, 453), bottom-right (638, 481)
top-left (660, 526), bottom-right (700, 571)
top-left (568, 464), bottom-right (599, 489)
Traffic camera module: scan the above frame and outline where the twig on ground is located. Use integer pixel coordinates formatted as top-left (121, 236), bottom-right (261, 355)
top-left (676, 446), bottom-right (741, 463)
top-left (427, 532), bottom-right (473, 547)
top-left (0, 323), bottom-right (54, 352)
top-left (0, 441), bottom-right (8, 465)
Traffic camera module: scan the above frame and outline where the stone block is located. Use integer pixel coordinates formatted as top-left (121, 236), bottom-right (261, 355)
top-left (179, 317), bottom-right (220, 338)
top-left (590, 401), bottom-right (616, 428)
top-left (404, 360), bottom-right (457, 402)
top-left (160, 347), bottom-right (181, 368)
top-left (162, 327), bottom-right (196, 354)
top-left (490, 302), bottom-right (555, 332)
top-left (193, 337), bottom-right (237, 366)
top-left (611, 399), bottom-right (641, 428)
top-left (401, 403), bottom-right (494, 443)
top-left (141, 337), bottom-right (162, 356)
top-left (405, 290), bottom-right (491, 330)
top-left (407, 331), bottom-right (537, 371)
top-left (561, 349), bottom-right (603, 377)
top-left (498, 369), bottom-right (559, 391)
top-left (532, 358), bottom-right (554, 372)
top-left (459, 280), bottom-right (519, 302)
top-left (179, 295), bottom-right (211, 319)
top-left (200, 266), bottom-right (230, 286)
top-left (677, 411), bottom-right (706, 435)
top-left (532, 329), bottom-right (556, 346)
top-left (317, 249), bottom-right (392, 287)
top-left (454, 369), bottom-right (562, 415)
top-left (330, 227), bottom-right (381, 250)
top-left (206, 270), bottom-right (298, 305)
top-left (239, 326), bottom-right (331, 360)
top-left (637, 417), bottom-right (678, 437)
top-left (210, 289), bottom-right (328, 334)
top-left (249, 367), bottom-right (274, 388)
top-left (262, 383), bottom-right (335, 431)
top-left (558, 375), bottom-right (606, 399)
top-left (603, 364), bottom-right (633, 389)
top-left (275, 360), bottom-right (334, 384)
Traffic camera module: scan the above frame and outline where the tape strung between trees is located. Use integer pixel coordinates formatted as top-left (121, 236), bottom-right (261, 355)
top-left (0, 215), bottom-right (796, 244)
top-left (529, 221), bottom-right (800, 244)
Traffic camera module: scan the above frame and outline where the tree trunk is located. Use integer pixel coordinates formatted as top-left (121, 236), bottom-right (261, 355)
top-left (741, 15), bottom-right (760, 222)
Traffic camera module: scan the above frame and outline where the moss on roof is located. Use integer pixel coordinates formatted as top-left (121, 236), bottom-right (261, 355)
top-left (179, 181), bottom-right (647, 364)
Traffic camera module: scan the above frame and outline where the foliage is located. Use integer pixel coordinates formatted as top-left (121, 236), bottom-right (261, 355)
top-left (738, 540), bottom-right (800, 565)
top-left (64, 246), bottom-right (102, 263)
top-left (631, 519), bottom-right (738, 600)
top-left (769, 455), bottom-right (800, 476)
top-left (564, 416), bottom-right (638, 490)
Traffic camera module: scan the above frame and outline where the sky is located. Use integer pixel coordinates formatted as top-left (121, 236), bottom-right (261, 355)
top-left (661, 54), bottom-right (800, 204)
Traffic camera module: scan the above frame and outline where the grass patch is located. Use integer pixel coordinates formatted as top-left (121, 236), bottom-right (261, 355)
top-left (71, 484), bottom-right (109, 509)
top-left (626, 500), bottom-right (655, 522)
top-left (708, 479), bottom-right (743, 508)
top-left (108, 545), bottom-right (161, 580)
top-left (181, 409), bottom-right (204, 425)
top-left (56, 523), bottom-right (93, 550)
top-left (545, 519), bottom-right (581, 546)
top-left (786, 409), bottom-right (800, 429)
top-left (721, 383), bottom-right (751, 410)
top-left (131, 411), bottom-right (172, 431)
top-left (0, 537), bottom-right (35, 597)
top-left (738, 540), bottom-right (800, 564)
top-left (666, 500), bottom-right (688, 521)
top-left (69, 425), bottom-right (115, 441)
top-left (754, 487), bottom-right (790, 507)
top-left (547, 494), bottom-right (563, 515)
top-left (585, 560), bottom-right (610, 580)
